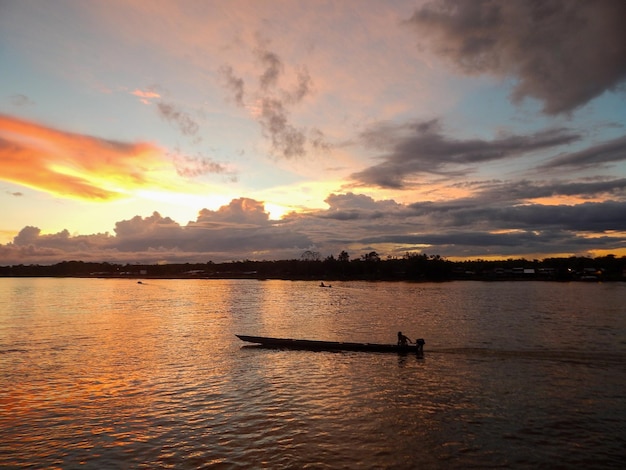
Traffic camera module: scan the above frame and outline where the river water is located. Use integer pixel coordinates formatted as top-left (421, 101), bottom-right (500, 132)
top-left (1, 278), bottom-right (625, 469)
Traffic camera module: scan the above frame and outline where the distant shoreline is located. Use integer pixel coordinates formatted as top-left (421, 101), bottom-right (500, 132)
top-left (0, 273), bottom-right (622, 283)
top-left (1, 255), bottom-right (624, 282)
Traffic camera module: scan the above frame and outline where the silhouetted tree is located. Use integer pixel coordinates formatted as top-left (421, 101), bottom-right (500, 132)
top-left (301, 250), bottom-right (321, 261)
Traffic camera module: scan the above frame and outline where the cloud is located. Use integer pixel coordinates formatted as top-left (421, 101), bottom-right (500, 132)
top-left (0, 198), bottom-right (314, 264)
top-left (130, 89), bottom-right (203, 142)
top-left (258, 97), bottom-right (307, 158)
top-left (503, 201), bottom-right (626, 232)
top-left (220, 42), bottom-right (330, 159)
top-left (409, 196), bottom-right (626, 232)
top-left (194, 198), bottom-right (271, 228)
top-left (2, 189), bottom-right (626, 265)
top-left (131, 88), bottom-right (161, 105)
top-left (468, 178), bottom-right (626, 204)
top-left (407, 0), bottom-right (626, 114)
top-left (220, 65), bottom-right (245, 107)
top-left (112, 212), bottom-right (185, 251)
top-left (10, 94), bottom-right (34, 107)
top-left (320, 193), bottom-right (402, 221)
top-left (352, 119), bottom-right (580, 188)
top-left (316, 192), bottom-right (626, 258)
top-left (170, 151), bottom-right (237, 181)
top-left (287, 67), bottom-right (313, 105)
top-left (0, 114), bottom-right (169, 201)
top-left (538, 134), bottom-right (626, 172)
top-left (157, 102), bottom-right (201, 140)
top-left (257, 47), bottom-right (283, 91)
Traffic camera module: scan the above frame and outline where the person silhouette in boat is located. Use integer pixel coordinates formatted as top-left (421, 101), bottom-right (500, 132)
top-left (397, 331), bottom-right (411, 347)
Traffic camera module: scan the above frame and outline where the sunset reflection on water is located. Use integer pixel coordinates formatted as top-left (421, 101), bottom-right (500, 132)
top-left (1, 278), bottom-right (625, 468)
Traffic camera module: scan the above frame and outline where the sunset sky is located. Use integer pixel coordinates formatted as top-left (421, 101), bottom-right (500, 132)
top-left (1, 0), bottom-right (626, 265)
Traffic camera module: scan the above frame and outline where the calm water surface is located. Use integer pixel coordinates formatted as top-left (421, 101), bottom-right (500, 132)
top-left (1, 279), bottom-right (625, 469)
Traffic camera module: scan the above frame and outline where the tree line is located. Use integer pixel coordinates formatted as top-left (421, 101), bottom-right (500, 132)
top-left (1, 252), bottom-right (625, 281)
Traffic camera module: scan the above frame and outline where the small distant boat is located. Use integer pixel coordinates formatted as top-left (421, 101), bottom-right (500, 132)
top-left (236, 335), bottom-right (424, 353)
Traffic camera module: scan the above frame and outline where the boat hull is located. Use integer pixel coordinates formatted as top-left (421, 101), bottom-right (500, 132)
top-left (236, 335), bottom-right (423, 353)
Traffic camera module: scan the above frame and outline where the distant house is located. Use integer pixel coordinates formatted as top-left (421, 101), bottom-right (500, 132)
top-left (580, 267), bottom-right (599, 280)
top-left (537, 268), bottom-right (555, 275)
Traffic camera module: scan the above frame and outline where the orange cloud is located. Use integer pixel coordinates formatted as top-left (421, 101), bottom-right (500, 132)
top-left (0, 114), bottom-right (169, 201)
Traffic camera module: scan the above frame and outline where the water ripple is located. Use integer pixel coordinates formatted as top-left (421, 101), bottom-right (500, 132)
top-left (1, 279), bottom-right (625, 468)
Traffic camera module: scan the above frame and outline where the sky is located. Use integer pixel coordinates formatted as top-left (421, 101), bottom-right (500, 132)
top-left (1, 0), bottom-right (626, 265)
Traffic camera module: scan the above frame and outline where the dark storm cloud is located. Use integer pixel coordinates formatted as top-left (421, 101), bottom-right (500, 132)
top-left (460, 178), bottom-right (626, 204)
top-left (496, 201), bottom-right (626, 232)
top-left (408, 0), bottom-right (626, 114)
top-left (352, 120), bottom-right (580, 188)
top-left (357, 228), bottom-right (622, 259)
top-left (409, 198), bottom-right (626, 232)
top-left (538, 134), bottom-right (626, 171)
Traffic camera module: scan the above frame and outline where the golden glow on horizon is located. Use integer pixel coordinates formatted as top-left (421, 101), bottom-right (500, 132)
top-left (264, 203), bottom-right (291, 220)
top-left (588, 248), bottom-right (626, 258)
top-left (580, 230), bottom-right (626, 239)
top-left (490, 228), bottom-right (525, 234)
top-left (527, 195), bottom-right (606, 205)
top-left (0, 229), bottom-right (16, 245)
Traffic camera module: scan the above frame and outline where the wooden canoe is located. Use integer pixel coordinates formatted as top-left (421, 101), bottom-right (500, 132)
top-left (236, 334), bottom-right (424, 353)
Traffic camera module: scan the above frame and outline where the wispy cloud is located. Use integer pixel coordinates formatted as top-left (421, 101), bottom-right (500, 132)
top-left (10, 94), bottom-right (34, 107)
top-left (221, 65), bottom-right (245, 107)
top-left (220, 41), bottom-right (330, 159)
top-left (130, 88), bottom-right (161, 104)
top-left (466, 178), bottom-right (626, 204)
top-left (171, 152), bottom-right (237, 182)
top-left (156, 102), bottom-right (201, 142)
top-left (352, 120), bottom-right (580, 188)
top-left (538, 135), bottom-right (626, 172)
